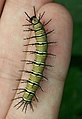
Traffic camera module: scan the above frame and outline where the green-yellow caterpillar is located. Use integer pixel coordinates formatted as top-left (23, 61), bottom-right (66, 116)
top-left (13, 6), bottom-right (55, 113)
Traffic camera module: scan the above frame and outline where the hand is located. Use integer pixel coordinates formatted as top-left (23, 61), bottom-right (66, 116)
top-left (0, 0), bottom-right (73, 119)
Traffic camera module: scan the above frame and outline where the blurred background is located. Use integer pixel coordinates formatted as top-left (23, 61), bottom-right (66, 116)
top-left (53, 0), bottom-right (82, 119)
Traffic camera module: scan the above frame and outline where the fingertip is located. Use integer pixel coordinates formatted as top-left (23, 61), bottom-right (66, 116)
top-left (38, 2), bottom-right (73, 25)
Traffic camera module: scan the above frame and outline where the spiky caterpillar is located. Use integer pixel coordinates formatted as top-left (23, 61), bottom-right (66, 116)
top-left (13, 6), bottom-right (55, 113)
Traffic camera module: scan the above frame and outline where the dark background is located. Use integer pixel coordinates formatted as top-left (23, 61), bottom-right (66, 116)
top-left (54, 0), bottom-right (82, 119)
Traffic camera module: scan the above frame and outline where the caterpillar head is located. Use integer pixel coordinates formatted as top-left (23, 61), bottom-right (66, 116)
top-left (30, 16), bottom-right (38, 24)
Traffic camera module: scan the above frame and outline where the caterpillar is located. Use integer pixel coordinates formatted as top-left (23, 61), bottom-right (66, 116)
top-left (13, 6), bottom-right (55, 113)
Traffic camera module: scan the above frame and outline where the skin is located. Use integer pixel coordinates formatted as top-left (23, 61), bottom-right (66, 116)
top-left (0, 0), bottom-right (73, 119)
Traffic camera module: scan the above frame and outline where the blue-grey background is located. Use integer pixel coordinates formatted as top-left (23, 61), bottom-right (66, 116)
top-left (54, 0), bottom-right (82, 119)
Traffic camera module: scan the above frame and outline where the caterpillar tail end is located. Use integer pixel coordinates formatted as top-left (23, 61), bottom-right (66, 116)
top-left (12, 97), bottom-right (34, 113)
